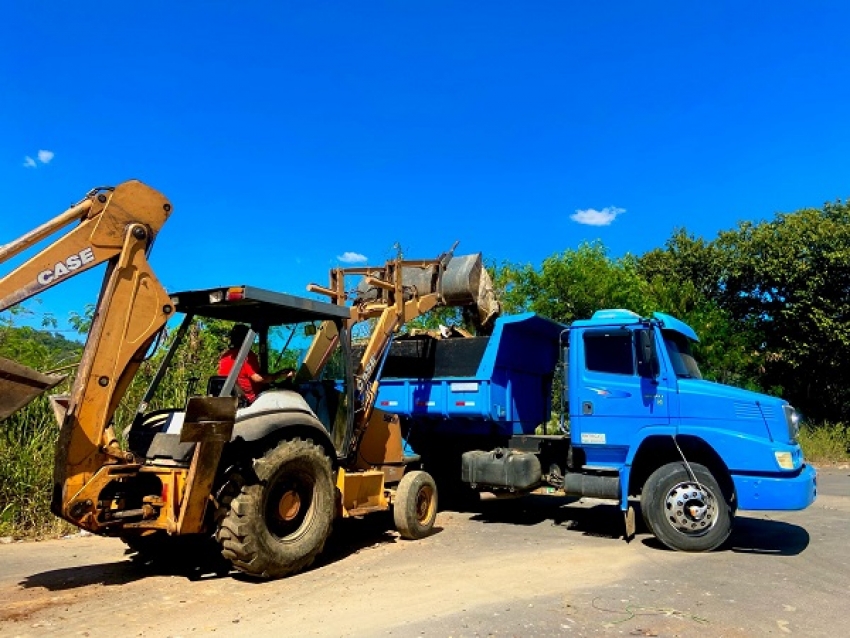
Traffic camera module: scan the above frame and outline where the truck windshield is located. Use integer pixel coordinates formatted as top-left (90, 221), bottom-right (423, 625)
top-left (662, 330), bottom-right (702, 379)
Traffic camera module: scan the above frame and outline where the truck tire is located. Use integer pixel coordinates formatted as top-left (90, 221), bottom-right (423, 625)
top-left (393, 470), bottom-right (438, 540)
top-left (216, 438), bottom-right (334, 579)
top-left (641, 462), bottom-right (732, 552)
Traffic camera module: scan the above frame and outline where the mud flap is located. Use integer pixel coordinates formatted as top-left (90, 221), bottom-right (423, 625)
top-left (0, 356), bottom-right (66, 421)
top-left (624, 504), bottom-right (636, 542)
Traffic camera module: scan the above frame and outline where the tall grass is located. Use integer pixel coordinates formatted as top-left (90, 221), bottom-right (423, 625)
top-left (799, 422), bottom-right (850, 465)
top-left (0, 397), bottom-right (75, 538)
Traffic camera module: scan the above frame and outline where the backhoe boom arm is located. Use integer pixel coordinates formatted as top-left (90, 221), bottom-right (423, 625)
top-left (0, 181), bottom-right (174, 525)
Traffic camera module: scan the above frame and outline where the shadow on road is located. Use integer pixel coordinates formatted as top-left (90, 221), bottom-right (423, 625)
top-left (726, 515), bottom-right (810, 555)
top-left (19, 558), bottom-right (155, 591)
top-left (288, 512), bottom-right (430, 574)
top-left (469, 494), bottom-right (625, 539)
top-left (20, 537), bottom-right (239, 590)
top-left (19, 514), bottom-right (434, 590)
top-left (467, 496), bottom-right (810, 556)
top-left (639, 514), bottom-right (810, 556)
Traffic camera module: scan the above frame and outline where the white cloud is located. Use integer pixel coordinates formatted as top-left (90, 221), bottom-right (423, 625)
top-left (22, 150), bottom-right (55, 168)
top-left (570, 206), bottom-right (625, 227)
top-left (337, 251), bottom-right (368, 264)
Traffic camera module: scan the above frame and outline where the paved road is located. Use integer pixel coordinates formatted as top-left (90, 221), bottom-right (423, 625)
top-left (0, 467), bottom-right (846, 637)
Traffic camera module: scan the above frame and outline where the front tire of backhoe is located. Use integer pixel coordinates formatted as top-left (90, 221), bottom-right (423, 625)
top-left (393, 470), bottom-right (438, 540)
top-left (216, 438), bottom-right (334, 579)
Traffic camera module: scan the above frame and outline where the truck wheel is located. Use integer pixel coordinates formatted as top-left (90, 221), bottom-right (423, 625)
top-left (641, 462), bottom-right (732, 552)
top-left (393, 470), bottom-right (438, 540)
top-left (216, 438), bottom-right (334, 579)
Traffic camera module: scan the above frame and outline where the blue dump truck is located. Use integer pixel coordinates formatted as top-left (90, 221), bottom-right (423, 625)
top-left (369, 309), bottom-right (817, 552)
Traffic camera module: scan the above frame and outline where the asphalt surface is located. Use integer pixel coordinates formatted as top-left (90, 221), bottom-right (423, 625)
top-left (0, 466), bottom-right (846, 637)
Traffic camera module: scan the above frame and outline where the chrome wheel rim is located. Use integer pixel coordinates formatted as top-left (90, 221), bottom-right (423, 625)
top-left (663, 481), bottom-right (718, 537)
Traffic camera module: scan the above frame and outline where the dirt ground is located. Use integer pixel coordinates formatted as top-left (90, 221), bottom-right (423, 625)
top-left (0, 466), bottom-right (847, 638)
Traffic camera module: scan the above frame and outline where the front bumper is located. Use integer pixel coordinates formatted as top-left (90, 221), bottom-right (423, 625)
top-left (733, 464), bottom-right (817, 511)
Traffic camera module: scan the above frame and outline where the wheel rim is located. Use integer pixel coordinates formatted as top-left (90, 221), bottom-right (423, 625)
top-left (278, 489), bottom-right (302, 522)
top-left (266, 473), bottom-right (314, 540)
top-left (663, 481), bottom-right (718, 537)
top-left (415, 484), bottom-right (435, 524)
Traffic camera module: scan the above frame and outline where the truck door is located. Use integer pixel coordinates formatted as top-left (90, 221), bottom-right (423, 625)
top-left (571, 326), bottom-right (671, 467)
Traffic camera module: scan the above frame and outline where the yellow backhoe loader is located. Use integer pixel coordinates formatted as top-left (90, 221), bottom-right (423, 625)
top-left (0, 180), bottom-right (498, 578)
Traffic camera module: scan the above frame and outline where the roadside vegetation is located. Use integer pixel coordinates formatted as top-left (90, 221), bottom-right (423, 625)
top-left (798, 423), bottom-right (850, 465)
top-left (0, 315), bottom-right (81, 538)
top-left (0, 314), bottom-right (230, 539)
top-left (2, 200), bottom-right (850, 538)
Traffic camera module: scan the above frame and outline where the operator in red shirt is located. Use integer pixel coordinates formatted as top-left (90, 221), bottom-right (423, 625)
top-left (218, 324), bottom-right (294, 404)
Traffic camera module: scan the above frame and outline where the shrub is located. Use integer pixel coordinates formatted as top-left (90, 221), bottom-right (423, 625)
top-left (798, 422), bottom-right (850, 465)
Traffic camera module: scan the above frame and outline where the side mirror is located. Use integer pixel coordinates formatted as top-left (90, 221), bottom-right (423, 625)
top-left (636, 329), bottom-right (660, 379)
top-left (304, 324), bottom-right (317, 336)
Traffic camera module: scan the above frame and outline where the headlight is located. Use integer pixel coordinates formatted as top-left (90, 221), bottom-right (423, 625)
top-left (782, 404), bottom-right (800, 443)
top-left (775, 451), bottom-right (795, 470)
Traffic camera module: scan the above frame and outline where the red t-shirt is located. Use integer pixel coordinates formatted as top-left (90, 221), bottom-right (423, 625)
top-left (218, 349), bottom-right (263, 403)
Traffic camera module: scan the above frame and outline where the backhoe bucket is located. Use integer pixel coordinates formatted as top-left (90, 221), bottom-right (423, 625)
top-left (0, 356), bottom-right (66, 421)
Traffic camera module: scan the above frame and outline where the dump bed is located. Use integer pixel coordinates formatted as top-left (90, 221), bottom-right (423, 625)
top-left (369, 313), bottom-right (564, 436)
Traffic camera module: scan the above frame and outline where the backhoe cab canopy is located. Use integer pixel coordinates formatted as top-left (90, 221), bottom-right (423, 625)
top-left (166, 284), bottom-right (354, 388)
top-left (125, 285), bottom-right (357, 464)
top-left (169, 285), bottom-right (351, 326)
top-left (132, 285), bottom-right (355, 446)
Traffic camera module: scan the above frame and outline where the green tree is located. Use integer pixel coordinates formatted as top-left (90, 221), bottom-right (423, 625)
top-left (714, 201), bottom-right (850, 420)
top-left (637, 229), bottom-right (723, 303)
top-left (495, 242), bottom-right (651, 323)
top-left (637, 230), bottom-right (762, 389)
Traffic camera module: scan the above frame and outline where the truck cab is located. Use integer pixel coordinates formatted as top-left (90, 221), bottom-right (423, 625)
top-left (568, 309), bottom-right (816, 547)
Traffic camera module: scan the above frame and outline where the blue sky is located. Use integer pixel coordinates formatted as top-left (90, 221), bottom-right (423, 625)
top-left (3, 2), bottom-right (850, 332)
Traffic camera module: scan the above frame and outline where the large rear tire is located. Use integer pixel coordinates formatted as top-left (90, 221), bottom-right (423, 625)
top-left (641, 462), bottom-right (732, 552)
top-left (216, 438), bottom-right (334, 579)
top-left (393, 470), bottom-right (438, 540)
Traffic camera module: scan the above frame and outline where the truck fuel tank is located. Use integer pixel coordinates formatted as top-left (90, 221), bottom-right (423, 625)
top-left (461, 448), bottom-right (542, 491)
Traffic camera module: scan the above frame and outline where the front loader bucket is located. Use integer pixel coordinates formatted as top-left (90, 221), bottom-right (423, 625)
top-left (0, 356), bottom-right (66, 421)
top-left (357, 253), bottom-right (500, 330)
top-left (440, 253), bottom-right (500, 330)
